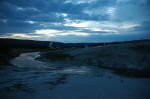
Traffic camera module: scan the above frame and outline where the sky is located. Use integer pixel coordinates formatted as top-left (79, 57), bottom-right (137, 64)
top-left (0, 0), bottom-right (150, 43)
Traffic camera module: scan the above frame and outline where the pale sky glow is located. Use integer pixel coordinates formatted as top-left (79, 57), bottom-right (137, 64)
top-left (64, 20), bottom-right (140, 30)
top-left (17, 7), bottom-right (38, 11)
top-left (11, 34), bottom-right (40, 38)
top-left (64, 0), bottom-right (97, 4)
top-left (90, 28), bottom-right (119, 34)
top-left (1, 19), bottom-right (8, 23)
top-left (0, 0), bottom-right (150, 42)
top-left (64, 20), bottom-right (88, 28)
top-left (34, 29), bottom-right (99, 37)
top-left (35, 29), bottom-right (61, 34)
top-left (58, 32), bottom-right (92, 36)
top-left (25, 20), bottom-right (36, 24)
top-left (106, 7), bottom-right (117, 18)
top-left (56, 13), bottom-right (68, 17)
top-left (0, 33), bottom-right (40, 39)
top-left (17, 7), bottom-right (24, 11)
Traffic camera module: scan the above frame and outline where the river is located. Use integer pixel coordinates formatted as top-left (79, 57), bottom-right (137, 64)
top-left (0, 52), bottom-right (150, 99)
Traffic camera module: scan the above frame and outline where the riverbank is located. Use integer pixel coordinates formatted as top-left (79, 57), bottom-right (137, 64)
top-left (38, 40), bottom-right (150, 78)
top-left (0, 48), bottom-right (49, 67)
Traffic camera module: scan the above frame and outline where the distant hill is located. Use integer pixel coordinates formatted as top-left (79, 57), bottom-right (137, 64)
top-left (0, 38), bottom-right (150, 49)
top-left (0, 38), bottom-right (50, 49)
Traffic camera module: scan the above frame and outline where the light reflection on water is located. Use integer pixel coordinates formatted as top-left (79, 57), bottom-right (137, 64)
top-left (59, 66), bottom-right (91, 74)
top-left (11, 52), bottom-right (96, 76)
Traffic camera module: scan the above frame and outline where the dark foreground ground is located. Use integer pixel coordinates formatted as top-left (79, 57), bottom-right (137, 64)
top-left (0, 39), bottom-right (150, 99)
top-left (0, 52), bottom-right (150, 99)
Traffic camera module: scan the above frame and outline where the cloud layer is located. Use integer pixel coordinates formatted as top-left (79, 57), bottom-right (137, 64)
top-left (0, 0), bottom-right (150, 42)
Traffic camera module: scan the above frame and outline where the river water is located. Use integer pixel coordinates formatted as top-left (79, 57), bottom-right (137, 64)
top-left (0, 52), bottom-right (150, 99)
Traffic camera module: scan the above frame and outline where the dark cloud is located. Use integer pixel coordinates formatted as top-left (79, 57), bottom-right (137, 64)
top-left (0, 20), bottom-right (37, 33)
top-left (131, 21), bottom-right (150, 34)
top-left (0, 0), bottom-right (150, 42)
top-left (0, 0), bottom-right (110, 34)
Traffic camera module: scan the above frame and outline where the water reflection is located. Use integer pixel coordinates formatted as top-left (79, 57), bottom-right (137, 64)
top-left (59, 66), bottom-right (90, 74)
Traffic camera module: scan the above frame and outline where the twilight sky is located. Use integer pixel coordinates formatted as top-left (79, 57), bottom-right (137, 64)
top-left (0, 0), bottom-right (150, 42)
